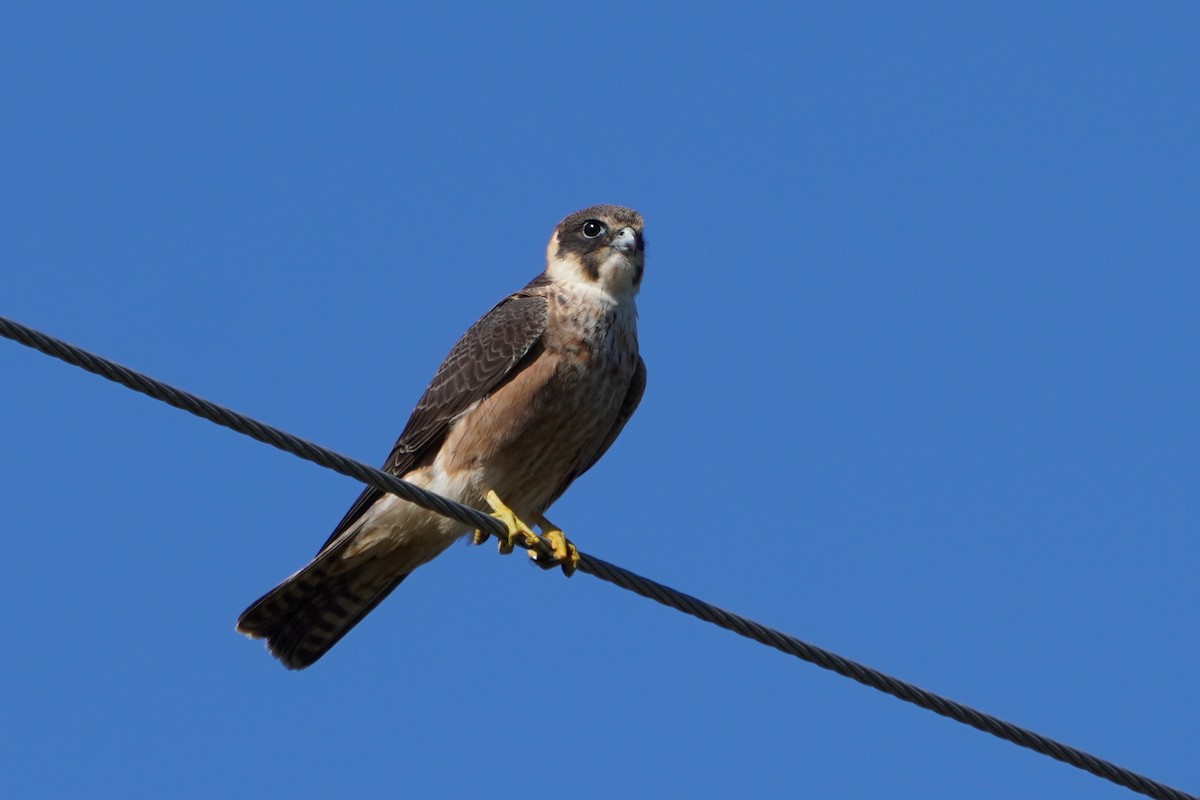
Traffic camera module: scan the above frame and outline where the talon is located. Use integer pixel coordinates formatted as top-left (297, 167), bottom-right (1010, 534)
top-left (477, 490), bottom-right (539, 555)
top-left (526, 514), bottom-right (580, 577)
top-left (476, 493), bottom-right (580, 576)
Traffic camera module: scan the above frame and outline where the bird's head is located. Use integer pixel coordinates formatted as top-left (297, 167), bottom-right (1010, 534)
top-left (545, 205), bottom-right (645, 302)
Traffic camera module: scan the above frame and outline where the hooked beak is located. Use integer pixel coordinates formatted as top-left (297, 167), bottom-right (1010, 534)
top-left (611, 227), bottom-right (638, 254)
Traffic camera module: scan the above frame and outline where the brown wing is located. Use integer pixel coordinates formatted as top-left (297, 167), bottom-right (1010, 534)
top-left (317, 281), bottom-right (550, 551)
top-left (546, 355), bottom-right (647, 508)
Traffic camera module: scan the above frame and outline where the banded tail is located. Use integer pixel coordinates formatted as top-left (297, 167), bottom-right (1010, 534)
top-left (236, 547), bottom-right (410, 670)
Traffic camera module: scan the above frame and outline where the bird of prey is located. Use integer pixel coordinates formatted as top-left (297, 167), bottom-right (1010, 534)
top-left (237, 205), bottom-right (647, 669)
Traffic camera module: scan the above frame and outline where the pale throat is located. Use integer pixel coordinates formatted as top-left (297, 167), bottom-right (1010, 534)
top-left (545, 251), bottom-right (642, 304)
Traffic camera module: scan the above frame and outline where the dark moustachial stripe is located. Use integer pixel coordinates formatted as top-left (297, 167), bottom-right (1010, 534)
top-left (553, 205), bottom-right (645, 278)
top-left (237, 204), bottom-right (644, 670)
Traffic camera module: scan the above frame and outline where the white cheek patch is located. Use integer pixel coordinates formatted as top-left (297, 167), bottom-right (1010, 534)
top-left (545, 253), bottom-right (589, 285)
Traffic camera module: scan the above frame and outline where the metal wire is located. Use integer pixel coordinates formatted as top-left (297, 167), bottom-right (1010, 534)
top-left (1, 313), bottom-right (1194, 800)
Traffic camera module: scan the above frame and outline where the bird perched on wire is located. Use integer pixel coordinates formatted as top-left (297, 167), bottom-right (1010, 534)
top-left (237, 205), bottom-right (647, 669)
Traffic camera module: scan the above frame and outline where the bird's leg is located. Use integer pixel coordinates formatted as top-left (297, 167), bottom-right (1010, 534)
top-left (475, 490), bottom-right (540, 554)
top-left (526, 511), bottom-right (580, 577)
top-left (473, 491), bottom-right (579, 576)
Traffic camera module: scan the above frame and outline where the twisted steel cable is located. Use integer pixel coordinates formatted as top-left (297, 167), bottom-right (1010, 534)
top-left (1, 314), bottom-right (1193, 800)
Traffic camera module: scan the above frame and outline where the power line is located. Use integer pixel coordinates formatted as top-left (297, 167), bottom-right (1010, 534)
top-left (1, 313), bottom-right (1193, 800)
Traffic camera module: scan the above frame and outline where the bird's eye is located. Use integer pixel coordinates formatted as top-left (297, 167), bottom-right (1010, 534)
top-left (582, 220), bottom-right (606, 238)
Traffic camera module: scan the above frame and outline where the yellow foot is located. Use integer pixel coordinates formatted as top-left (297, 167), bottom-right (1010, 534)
top-left (472, 491), bottom-right (579, 576)
top-left (475, 490), bottom-right (540, 554)
top-left (527, 513), bottom-right (580, 577)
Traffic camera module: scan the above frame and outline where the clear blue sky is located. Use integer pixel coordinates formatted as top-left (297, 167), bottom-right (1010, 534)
top-left (2, 3), bottom-right (1197, 798)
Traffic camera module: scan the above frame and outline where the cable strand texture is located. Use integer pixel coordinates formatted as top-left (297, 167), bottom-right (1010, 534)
top-left (1, 314), bottom-right (1193, 800)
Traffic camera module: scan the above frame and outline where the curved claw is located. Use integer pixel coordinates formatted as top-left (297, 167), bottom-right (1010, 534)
top-left (474, 492), bottom-right (580, 576)
top-left (476, 490), bottom-right (540, 554)
top-left (527, 516), bottom-right (580, 577)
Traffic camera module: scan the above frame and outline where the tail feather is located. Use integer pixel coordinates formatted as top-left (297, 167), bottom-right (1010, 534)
top-left (237, 550), bottom-right (409, 670)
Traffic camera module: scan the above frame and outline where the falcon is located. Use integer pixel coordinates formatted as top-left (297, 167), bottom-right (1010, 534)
top-left (237, 205), bottom-right (647, 669)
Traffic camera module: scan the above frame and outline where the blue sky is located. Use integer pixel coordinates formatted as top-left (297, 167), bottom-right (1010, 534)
top-left (2, 3), bottom-right (1197, 798)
